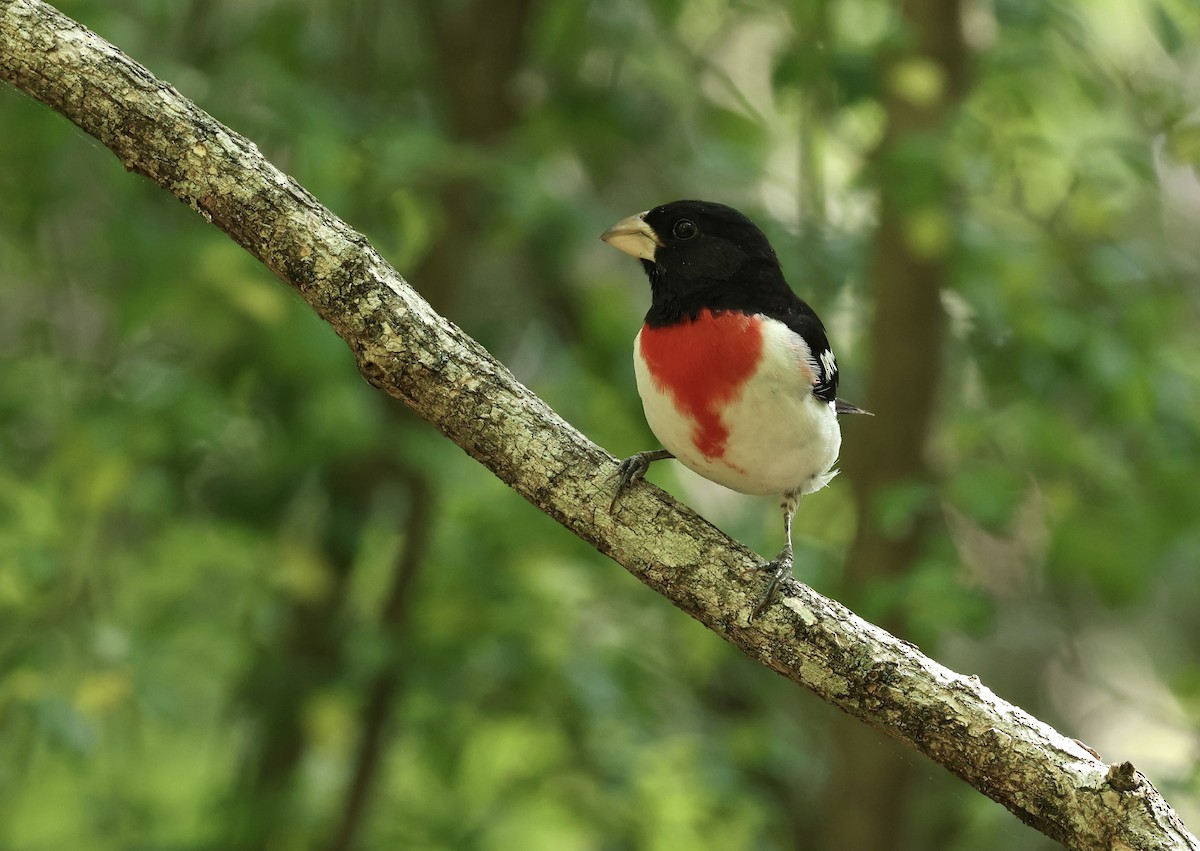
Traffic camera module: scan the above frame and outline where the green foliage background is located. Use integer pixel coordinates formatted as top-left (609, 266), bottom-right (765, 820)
top-left (2, 0), bottom-right (1199, 849)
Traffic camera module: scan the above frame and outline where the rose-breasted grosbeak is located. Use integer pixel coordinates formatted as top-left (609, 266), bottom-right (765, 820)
top-left (602, 200), bottom-right (869, 620)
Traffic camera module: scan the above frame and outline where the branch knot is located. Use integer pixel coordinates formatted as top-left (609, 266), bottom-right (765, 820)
top-left (1106, 761), bottom-right (1142, 793)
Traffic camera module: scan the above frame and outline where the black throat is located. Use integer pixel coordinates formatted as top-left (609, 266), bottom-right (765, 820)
top-left (641, 257), bottom-right (808, 328)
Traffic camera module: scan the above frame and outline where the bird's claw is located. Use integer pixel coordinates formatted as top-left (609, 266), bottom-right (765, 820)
top-left (746, 548), bottom-right (793, 622)
top-left (609, 453), bottom-right (653, 513)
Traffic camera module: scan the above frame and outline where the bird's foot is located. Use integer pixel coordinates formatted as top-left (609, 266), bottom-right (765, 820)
top-left (742, 547), bottom-right (793, 622)
top-left (609, 450), bottom-right (671, 512)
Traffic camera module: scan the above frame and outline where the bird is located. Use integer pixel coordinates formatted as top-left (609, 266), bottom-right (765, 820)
top-left (601, 200), bottom-right (869, 621)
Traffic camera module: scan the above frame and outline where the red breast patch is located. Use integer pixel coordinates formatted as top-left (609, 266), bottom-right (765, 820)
top-left (639, 309), bottom-right (763, 459)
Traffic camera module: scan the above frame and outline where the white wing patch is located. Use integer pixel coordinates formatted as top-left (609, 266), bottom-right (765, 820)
top-left (820, 348), bottom-right (837, 382)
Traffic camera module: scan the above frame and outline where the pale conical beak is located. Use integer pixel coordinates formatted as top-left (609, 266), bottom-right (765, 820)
top-left (600, 212), bottom-right (661, 262)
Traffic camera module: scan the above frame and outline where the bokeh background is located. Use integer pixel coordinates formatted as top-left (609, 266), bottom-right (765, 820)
top-left (3, 0), bottom-right (1199, 849)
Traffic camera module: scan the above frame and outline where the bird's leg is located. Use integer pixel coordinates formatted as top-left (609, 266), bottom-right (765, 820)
top-left (609, 449), bottom-right (674, 512)
top-left (748, 490), bottom-right (799, 621)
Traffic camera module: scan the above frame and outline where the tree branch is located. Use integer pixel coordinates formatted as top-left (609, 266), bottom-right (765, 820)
top-left (1, 2), bottom-right (1195, 848)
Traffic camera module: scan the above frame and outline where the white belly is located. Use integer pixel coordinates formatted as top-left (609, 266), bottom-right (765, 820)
top-left (634, 317), bottom-right (841, 496)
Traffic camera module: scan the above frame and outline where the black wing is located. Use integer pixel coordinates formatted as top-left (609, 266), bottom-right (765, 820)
top-left (770, 302), bottom-right (839, 404)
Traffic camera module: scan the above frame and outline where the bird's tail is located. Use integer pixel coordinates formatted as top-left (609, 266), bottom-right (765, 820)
top-left (834, 399), bottom-right (873, 416)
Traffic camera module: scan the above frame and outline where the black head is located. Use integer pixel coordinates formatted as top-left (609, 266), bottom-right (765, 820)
top-left (601, 200), bottom-right (797, 325)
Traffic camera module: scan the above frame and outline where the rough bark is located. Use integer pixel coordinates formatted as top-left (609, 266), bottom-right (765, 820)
top-left (1, 2), bottom-right (1196, 849)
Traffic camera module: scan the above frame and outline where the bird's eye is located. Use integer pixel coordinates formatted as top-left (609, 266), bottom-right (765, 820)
top-left (672, 219), bottom-right (698, 240)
